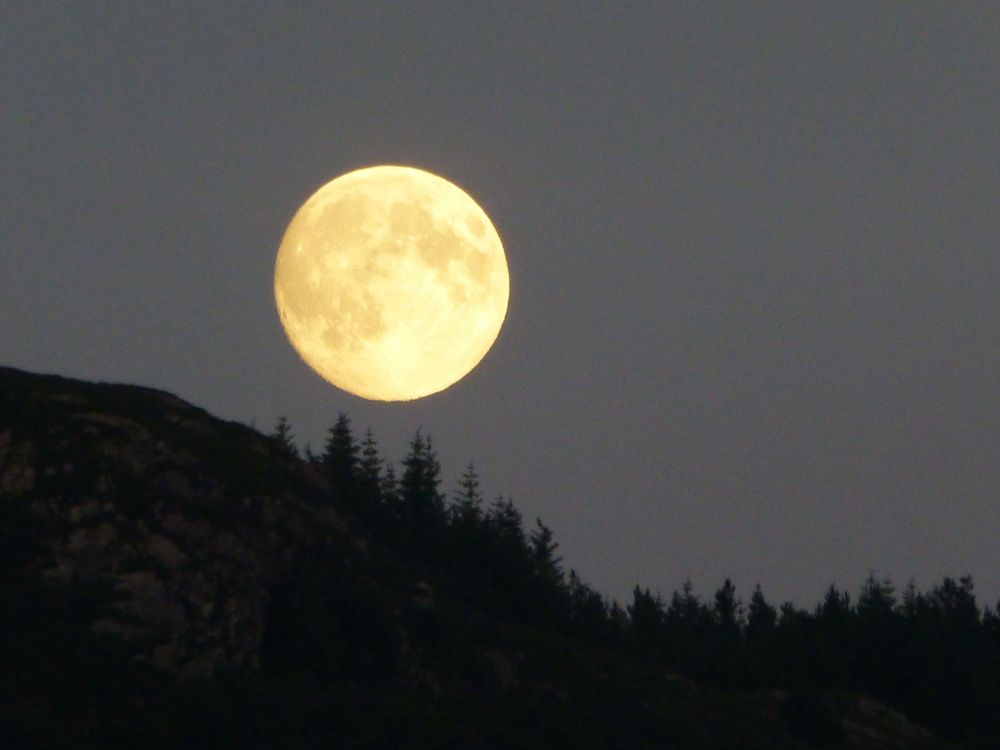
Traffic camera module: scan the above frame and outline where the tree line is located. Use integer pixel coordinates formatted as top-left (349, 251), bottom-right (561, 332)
top-left (272, 414), bottom-right (1000, 745)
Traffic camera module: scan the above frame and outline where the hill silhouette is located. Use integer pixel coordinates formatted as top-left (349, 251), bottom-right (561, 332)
top-left (2, 365), bottom-right (995, 748)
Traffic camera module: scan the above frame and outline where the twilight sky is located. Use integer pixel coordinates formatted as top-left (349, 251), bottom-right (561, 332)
top-left (2, 4), bottom-right (998, 610)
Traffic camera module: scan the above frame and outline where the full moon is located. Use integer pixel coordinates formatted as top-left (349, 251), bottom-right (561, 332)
top-left (274, 165), bottom-right (509, 401)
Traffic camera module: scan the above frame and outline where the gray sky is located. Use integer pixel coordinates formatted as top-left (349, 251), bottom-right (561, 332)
top-left (3, 3), bottom-right (998, 610)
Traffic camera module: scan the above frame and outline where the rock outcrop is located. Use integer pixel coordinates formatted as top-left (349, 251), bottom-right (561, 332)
top-left (0, 367), bottom-right (352, 677)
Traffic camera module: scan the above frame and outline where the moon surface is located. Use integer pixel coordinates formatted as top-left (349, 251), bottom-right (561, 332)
top-left (274, 165), bottom-right (509, 401)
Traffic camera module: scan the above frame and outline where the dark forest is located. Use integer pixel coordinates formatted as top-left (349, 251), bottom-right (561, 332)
top-left (2, 367), bottom-right (998, 748)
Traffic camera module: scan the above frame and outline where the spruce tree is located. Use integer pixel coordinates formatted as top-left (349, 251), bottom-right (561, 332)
top-left (270, 416), bottom-right (298, 459)
top-left (816, 585), bottom-right (852, 627)
top-left (746, 585), bottom-right (777, 638)
top-left (451, 462), bottom-right (483, 527)
top-left (357, 428), bottom-right (383, 506)
top-left (530, 519), bottom-right (563, 588)
top-left (815, 585), bottom-right (856, 687)
top-left (608, 600), bottom-right (628, 642)
top-left (858, 573), bottom-right (897, 618)
top-left (929, 575), bottom-right (979, 629)
top-left (709, 579), bottom-right (743, 687)
top-left (322, 413), bottom-right (358, 500)
top-left (484, 496), bottom-right (533, 611)
top-left (712, 578), bottom-right (743, 632)
top-left (628, 585), bottom-right (665, 652)
top-left (665, 581), bottom-right (709, 673)
top-left (778, 601), bottom-right (808, 628)
top-left (745, 584), bottom-right (778, 686)
top-left (381, 463), bottom-right (399, 511)
top-left (487, 495), bottom-right (525, 552)
top-left (529, 519), bottom-right (567, 624)
top-left (901, 580), bottom-right (921, 619)
top-left (567, 570), bottom-right (613, 642)
top-left (667, 580), bottom-right (706, 632)
top-left (400, 430), bottom-right (444, 523)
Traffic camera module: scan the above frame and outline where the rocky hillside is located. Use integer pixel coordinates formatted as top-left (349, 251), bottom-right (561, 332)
top-left (0, 366), bottom-right (945, 749)
top-left (0, 365), bottom-right (363, 678)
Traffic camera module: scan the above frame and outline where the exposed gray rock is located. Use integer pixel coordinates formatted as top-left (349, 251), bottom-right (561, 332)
top-left (149, 470), bottom-right (194, 499)
top-left (147, 534), bottom-right (188, 569)
top-left (1, 367), bottom-right (354, 679)
top-left (1, 443), bottom-right (36, 495)
top-left (843, 697), bottom-right (934, 746)
top-left (116, 571), bottom-right (185, 631)
top-left (66, 523), bottom-right (118, 554)
top-left (67, 496), bottom-right (102, 523)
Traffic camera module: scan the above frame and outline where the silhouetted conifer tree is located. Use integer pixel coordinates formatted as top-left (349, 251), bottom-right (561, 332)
top-left (628, 585), bottom-right (665, 654)
top-left (667, 581), bottom-right (707, 632)
top-left (608, 600), bottom-right (628, 641)
top-left (486, 495), bottom-right (525, 551)
top-left (269, 416), bottom-right (298, 459)
top-left (984, 603), bottom-right (1000, 641)
top-left (567, 570), bottom-right (617, 644)
top-left (746, 585), bottom-right (777, 639)
top-left (908, 576), bottom-right (986, 739)
top-left (857, 573), bottom-right (896, 619)
top-left (817, 585), bottom-right (852, 626)
top-left (530, 519), bottom-right (563, 587)
top-left (480, 496), bottom-right (537, 618)
top-left (902, 579), bottom-right (920, 616)
top-left (778, 601), bottom-right (809, 628)
top-left (440, 463), bottom-right (491, 609)
top-left (744, 584), bottom-right (778, 686)
top-left (708, 579), bottom-right (743, 687)
top-left (928, 575), bottom-right (979, 629)
top-left (529, 519), bottom-right (567, 625)
top-left (451, 462), bottom-right (483, 527)
top-left (814, 585), bottom-right (856, 687)
top-left (400, 430), bottom-right (444, 521)
top-left (381, 463), bottom-right (399, 508)
top-left (664, 581), bottom-right (710, 674)
top-left (322, 413), bottom-right (358, 499)
top-left (855, 574), bottom-right (905, 701)
top-left (713, 578), bottom-right (743, 632)
top-left (357, 428), bottom-right (383, 506)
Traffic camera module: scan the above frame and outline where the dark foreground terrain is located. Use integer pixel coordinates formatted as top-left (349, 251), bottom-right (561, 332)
top-left (1, 366), bottom-right (993, 748)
